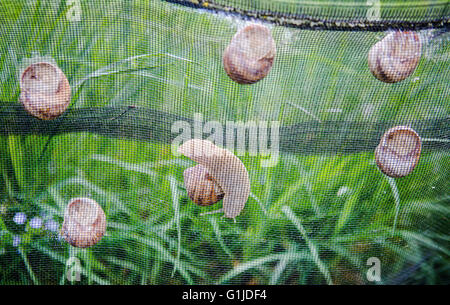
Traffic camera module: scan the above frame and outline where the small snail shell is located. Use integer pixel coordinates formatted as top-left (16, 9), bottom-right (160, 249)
top-left (19, 61), bottom-right (71, 120)
top-left (179, 139), bottom-right (250, 219)
top-left (375, 126), bottom-right (422, 178)
top-left (223, 23), bottom-right (276, 84)
top-left (183, 164), bottom-right (225, 206)
top-left (368, 31), bottom-right (422, 83)
top-left (61, 197), bottom-right (106, 248)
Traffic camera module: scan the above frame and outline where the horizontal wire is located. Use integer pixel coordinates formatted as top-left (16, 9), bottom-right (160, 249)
top-left (164, 0), bottom-right (450, 31)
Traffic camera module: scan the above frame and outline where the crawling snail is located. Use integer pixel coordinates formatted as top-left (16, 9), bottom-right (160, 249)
top-left (19, 61), bottom-right (71, 120)
top-left (179, 139), bottom-right (250, 219)
top-left (61, 197), bottom-right (106, 248)
top-left (223, 23), bottom-right (276, 84)
top-left (375, 126), bottom-right (422, 178)
top-left (368, 31), bottom-right (422, 83)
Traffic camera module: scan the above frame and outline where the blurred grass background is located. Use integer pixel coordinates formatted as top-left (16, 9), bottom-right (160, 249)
top-left (0, 0), bottom-right (449, 284)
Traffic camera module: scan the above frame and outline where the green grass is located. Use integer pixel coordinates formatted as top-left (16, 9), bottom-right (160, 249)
top-left (0, 0), bottom-right (449, 285)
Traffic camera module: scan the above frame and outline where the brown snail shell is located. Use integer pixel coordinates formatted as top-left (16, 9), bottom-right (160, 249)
top-left (61, 197), bottom-right (106, 248)
top-left (223, 23), bottom-right (276, 84)
top-left (183, 164), bottom-right (225, 206)
top-left (375, 126), bottom-right (422, 178)
top-left (19, 61), bottom-right (71, 120)
top-left (368, 31), bottom-right (422, 83)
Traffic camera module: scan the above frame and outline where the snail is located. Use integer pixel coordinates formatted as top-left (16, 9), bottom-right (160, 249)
top-left (223, 23), bottom-right (276, 84)
top-left (19, 61), bottom-right (71, 120)
top-left (375, 126), bottom-right (422, 178)
top-left (60, 197), bottom-right (106, 248)
top-left (368, 31), bottom-right (422, 83)
top-left (179, 139), bottom-right (250, 219)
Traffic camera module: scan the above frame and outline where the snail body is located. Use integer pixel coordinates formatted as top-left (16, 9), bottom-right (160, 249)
top-left (375, 126), bottom-right (422, 178)
top-left (223, 23), bottom-right (276, 84)
top-left (61, 197), bottom-right (106, 248)
top-left (179, 139), bottom-right (250, 219)
top-left (19, 61), bottom-right (71, 120)
top-left (368, 31), bottom-right (422, 83)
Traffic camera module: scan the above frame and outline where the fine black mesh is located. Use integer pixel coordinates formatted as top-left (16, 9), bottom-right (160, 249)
top-left (0, 0), bottom-right (448, 285)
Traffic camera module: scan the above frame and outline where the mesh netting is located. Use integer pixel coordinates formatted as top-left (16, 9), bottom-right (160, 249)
top-left (0, 0), bottom-right (449, 285)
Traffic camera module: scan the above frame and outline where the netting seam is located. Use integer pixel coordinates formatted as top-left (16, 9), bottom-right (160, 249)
top-left (164, 0), bottom-right (450, 31)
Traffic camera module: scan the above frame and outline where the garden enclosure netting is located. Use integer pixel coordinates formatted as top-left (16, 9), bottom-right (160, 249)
top-left (0, 0), bottom-right (449, 285)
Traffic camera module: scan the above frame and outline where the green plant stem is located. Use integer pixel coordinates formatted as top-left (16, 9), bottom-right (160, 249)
top-left (282, 205), bottom-right (333, 285)
top-left (18, 246), bottom-right (40, 285)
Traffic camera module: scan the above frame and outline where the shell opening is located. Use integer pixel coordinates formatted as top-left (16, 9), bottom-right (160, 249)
top-left (236, 25), bottom-right (274, 60)
top-left (385, 130), bottom-right (420, 156)
top-left (223, 23), bottom-right (276, 84)
top-left (67, 198), bottom-right (99, 226)
top-left (20, 62), bottom-right (61, 94)
top-left (375, 126), bottom-right (422, 178)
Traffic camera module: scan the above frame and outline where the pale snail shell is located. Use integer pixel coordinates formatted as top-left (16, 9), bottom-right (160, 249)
top-left (61, 197), bottom-right (106, 248)
top-left (183, 164), bottom-right (225, 206)
top-left (19, 61), bottom-right (71, 120)
top-left (368, 31), bottom-right (422, 83)
top-left (179, 139), bottom-right (250, 219)
top-left (223, 23), bottom-right (276, 84)
top-left (375, 126), bottom-right (422, 178)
